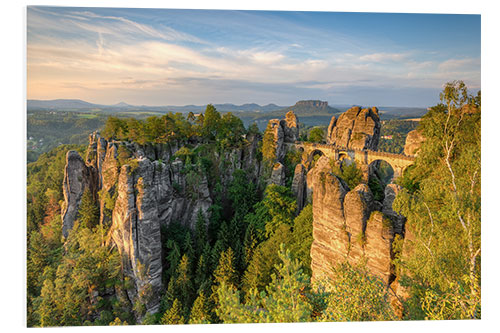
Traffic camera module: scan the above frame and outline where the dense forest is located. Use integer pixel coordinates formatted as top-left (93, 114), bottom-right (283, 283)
top-left (26, 82), bottom-right (480, 326)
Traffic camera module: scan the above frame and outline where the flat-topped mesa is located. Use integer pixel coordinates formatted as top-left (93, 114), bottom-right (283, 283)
top-left (294, 100), bottom-right (329, 109)
top-left (326, 106), bottom-right (381, 150)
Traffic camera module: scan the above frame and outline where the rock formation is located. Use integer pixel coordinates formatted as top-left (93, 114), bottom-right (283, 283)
top-left (61, 131), bottom-right (261, 319)
top-left (326, 106), bottom-right (381, 150)
top-left (264, 111), bottom-right (299, 163)
top-left (291, 163), bottom-right (307, 211)
top-left (404, 129), bottom-right (425, 156)
top-left (282, 110), bottom-right (299, 142)
top-left (309, 155), bottom-right (404, 288)
top-left (269, 162), bottom-right (286, 186)
top-left (61, 151), bottom-right (97, 238)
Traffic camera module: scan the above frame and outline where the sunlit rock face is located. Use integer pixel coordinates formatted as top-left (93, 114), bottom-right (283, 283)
top-left (309, 155), bottom-right (404, 287)
top-left (326, 106), bottom-right (381, 150)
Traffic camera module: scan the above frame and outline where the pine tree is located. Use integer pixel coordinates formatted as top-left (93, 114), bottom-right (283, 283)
top-left (165, 240), bottom-right (181, 281)
top-left (243, 223), bottom-right (258, 267)
top-left (78, 188), bottom-right (99, 229)
top-left (174, 254), bottom-right (194, 315)
top-left (160, 298), bottom-right (185, 325)
top-left (188, 292), bottom-right (211, 324)
top-left (194, 210), bottom-right (208, 258)
top-left (211, 247), bottom-right (238, 314)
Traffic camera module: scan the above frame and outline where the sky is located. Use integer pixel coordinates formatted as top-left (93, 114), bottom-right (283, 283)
top-left (27, 6), bottom-right (481, 107)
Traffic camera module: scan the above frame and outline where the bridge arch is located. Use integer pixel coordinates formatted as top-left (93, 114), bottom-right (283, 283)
top-left (306, 149), bottom-right (325, 168)
top-left (368, 159), bottom-right (395, 184)
top-left (338, 152), bottom-right (354, 167)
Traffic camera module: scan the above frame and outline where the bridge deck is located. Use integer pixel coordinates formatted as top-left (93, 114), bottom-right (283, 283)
top-left (290, 141), bottom-right (416, 161)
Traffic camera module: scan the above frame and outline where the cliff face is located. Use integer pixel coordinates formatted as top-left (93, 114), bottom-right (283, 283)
top-left (326, 106), bottom-right (381, 150)
top-left (61, 151), bottom-right (98, 238)
top-left (61, 131), bottom-right (261, 318)
top-left (309, 155), bottom-right (404, 287)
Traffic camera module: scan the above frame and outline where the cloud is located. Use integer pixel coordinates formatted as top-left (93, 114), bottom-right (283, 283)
top-left (27, 7), bottom-right (481, 106)
top-left (438, 57), bottom-right (480, 72)
top-left (359, 52), bottom-right (409, 63)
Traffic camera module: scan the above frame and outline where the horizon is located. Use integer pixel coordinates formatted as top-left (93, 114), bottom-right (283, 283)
top-left (27, 7), bottom-right (481, 108)
top-left (26, 97), bottom-right (431, 109)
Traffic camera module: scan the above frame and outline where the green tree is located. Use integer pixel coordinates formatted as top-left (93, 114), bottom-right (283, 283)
top-left (189, 291), bottom-right (211, 324)
top-left (216, 244), bottom-right (312, 323)
top-left (262, 184), bottom-right (296, 237)
top-left (173, 254), bottom-right (194, 315)
top-left (308, 127), bottom-right (325, 143)
top-left (242, 224), bottom-right (292, 294)
top-left (331, 161), bottom-right (363, 190)
top-left (78, 188), bottom-right (99, 229)
top-left (319, 262), bottom-right (397, 321)
top-left (394, 81), bottom-right (481, 320)
top-left (161, 298), bottom-right (185, 325)
top-left (201, 104), bottom-right (221, 140)
top-left (288, 204), bottom-right (314, 275)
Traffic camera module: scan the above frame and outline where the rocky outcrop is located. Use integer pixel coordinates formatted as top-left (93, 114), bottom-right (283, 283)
top-left (344, 184), bottom-right (374, 264)
top-left (282, 110), bottom-right (299, 142)
top-left (269, 162), bottom-right (286, 186)
top-left (60, 131), bottom-right (261, 319)
top-left (291, 163), bottom-right (307, 211)
top-left (110, 162), bottom-right (163, 315)
top-left (309, 155), bottom-right (404, 287)
top-left (364, 211), bottom-right (395, 284)
top-left (264, 111), bottom-right (299, 164)
top-left (61, 151), bottom-right (97, 238)
top-left (310, 158), bottom-right (349, 283)
top-left (265, 119), bottom-right (286, 162)
top-left (326, 106), bottom-right (381, 150)
top-left (404, 129), bottom-right (425, 156)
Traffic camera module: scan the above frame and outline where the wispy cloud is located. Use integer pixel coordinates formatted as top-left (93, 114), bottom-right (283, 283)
top-left (27, 7), bottom-right (481, 106)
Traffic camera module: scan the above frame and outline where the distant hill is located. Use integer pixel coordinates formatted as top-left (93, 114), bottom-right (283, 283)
top-left (27, 99), bottom-right (428, 131)
top-left (27, 99), bottom-right (285, 114)
top-left (27, 99), bottom-right (102, 110)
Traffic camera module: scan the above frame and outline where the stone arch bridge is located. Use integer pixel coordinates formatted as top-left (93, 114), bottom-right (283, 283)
top-left (287, 142), bottom-right (416, 182)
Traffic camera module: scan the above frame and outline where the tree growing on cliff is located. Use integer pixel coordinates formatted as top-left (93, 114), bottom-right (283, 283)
top-left (78, 188), bottom-right (99, 229)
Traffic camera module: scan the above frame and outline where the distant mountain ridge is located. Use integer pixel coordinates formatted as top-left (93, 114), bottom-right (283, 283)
top-left (27, 99), bottom-right (285, 113)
